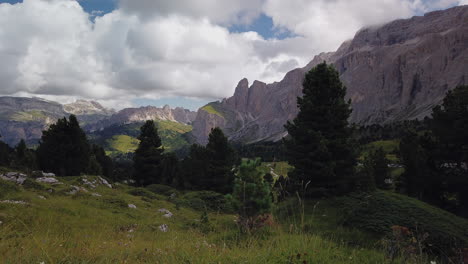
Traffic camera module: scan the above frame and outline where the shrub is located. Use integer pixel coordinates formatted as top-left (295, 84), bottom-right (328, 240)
top-left (22, 178), bottom-right (46, 191)
top-left (182, 191), bottom-right (232, 212)
top-left (337, 191), bottom-right (468, 256)
top-left (146, 184), bottom-right (177, 197)
top-left (128, 188), bottom-right (158, 199)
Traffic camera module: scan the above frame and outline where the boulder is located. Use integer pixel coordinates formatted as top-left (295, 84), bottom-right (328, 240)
top-left (0, 172), bottom-right (27, 185)
top-left (128, 204), bottom-right (137, 209)
top-left (36, 177), bottom-right (60, 184)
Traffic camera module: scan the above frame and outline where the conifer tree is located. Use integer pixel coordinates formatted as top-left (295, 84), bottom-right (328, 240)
top-left (37, 115), bottom-right (91, 176)
top-left (12, 139), bottom-right (36, 171)
top-left (231, 159), bottom-right (272, 232)
top-left (0, 134), bottom-right (12, 167)
top-left (133, 120), bottom-right (164, 186)
top-left (284, 62), bottom-right (357, 195)
top-left (205, 127), bottom-right (236, 193)
top-left (363, 147), bottom-right (390, 189)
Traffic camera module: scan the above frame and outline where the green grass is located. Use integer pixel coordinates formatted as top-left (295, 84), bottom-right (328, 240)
top-left (156, 120), bottom-right (192, 134)
top-left (106, 135), bottom-right (139, 155)
top-left (201, 104), bottom-right (224, 118)
top-left (360, 140), bottom-right (400, 163)
top-left (1, 173), bottom-right (464, 263)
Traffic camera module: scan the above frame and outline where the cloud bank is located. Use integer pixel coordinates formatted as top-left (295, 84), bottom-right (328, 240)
top-left (0, 0), bottom-right (464, 109)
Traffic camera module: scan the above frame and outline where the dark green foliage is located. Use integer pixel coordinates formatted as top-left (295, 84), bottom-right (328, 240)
top-left (431, 85), bottom-right (468, 166)
top-left (181, 191), bottom-right (232, 212)
top-left (182, 128), bottom-right (236, 194)
top-left (133, 120), bottom-right (164, 186)
top-left (92, 145), bottom-right (113, 178)
top-left (205, 127), bottom-right (236, 193)
top-left (160, 152), bottom-right (181, 186)
top-left (182, 144), bottom-right (209, 189)
top-left (284, 62), bottom-right (357, 195)
top-left (22, 178), bottom-right (46, 191)
top-left (12, 139), bottom-right (37, 171)
top-left (399, 131), bottom-right (441, 203)
top-left (233, 141), bottom-right (286, 162)
top-left (0, 134), bottom-right (13, 167)
top-left (127, 188), bottom-right (159, 200)
top-left (338, 191), bottom-right (468, 255)
top-left (363, 147), bottom-right (389, 189)
top-left (431, 85), bottom-right (468, 216)
top-left (146, 184), bottom-right (177, 197)
top-left (231, 159), bottom-right (272, 230)
top-left (37, 115), bottom-right (91, 176)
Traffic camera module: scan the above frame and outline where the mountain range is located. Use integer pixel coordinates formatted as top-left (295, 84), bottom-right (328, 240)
top-left (0, 96), bottom-right (196, 147)
top-left (192, 6), bottom-right (468, 144)
top-left (0, 6), bottom-right (466, 147)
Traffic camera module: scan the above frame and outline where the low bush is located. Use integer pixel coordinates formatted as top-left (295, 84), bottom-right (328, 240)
top-left (336, 191), bottom-right (468, 255)
top-left (146, 184), bottom-right (178, 197)
top-left (127, 188), bottom-right (159, 200)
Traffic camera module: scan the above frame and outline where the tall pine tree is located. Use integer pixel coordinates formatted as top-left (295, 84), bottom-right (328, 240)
top-left (284, 62), bottom-right (357, 195)
top-left (205, 127), bottom-right (236, 194)
top-left (133, 120), bottom-right (164, 186)
top-left (37, 115), bottom-right (91, 176)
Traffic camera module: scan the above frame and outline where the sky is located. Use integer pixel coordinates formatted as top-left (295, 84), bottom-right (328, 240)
top-left (0, 0), bottom-right (465, 110)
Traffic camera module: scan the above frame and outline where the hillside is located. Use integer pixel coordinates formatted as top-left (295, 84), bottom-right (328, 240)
top-left (88, 121), bottom-right (194, 155)
top-left (192, 6), bottom-right (468, 144)
top-left (1, 169), bottom-right (467, 263)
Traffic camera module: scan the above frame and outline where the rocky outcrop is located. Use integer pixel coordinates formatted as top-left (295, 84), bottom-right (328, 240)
top-left (64, 100), bottom-right (115, 116)
top-left (192, 6), bottom-right (468, 144)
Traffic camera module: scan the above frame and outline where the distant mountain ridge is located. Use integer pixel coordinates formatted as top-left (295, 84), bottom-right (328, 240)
top-left (0, 97), bottom-right (197, 146)
top-left (192, 6), bottom-right (468, 144)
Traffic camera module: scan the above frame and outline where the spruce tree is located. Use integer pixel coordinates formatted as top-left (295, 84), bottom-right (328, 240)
top-left (133, 120), bottom-right (164, 186)
top-left (363, 147), bottom-right (390, 189)
top-left (0, 134), bottom-right (12, 167)
top-left (205, 127), bottom-right (236, 194)
top-left (284, 62), bottom-right (357, 195)
top-left (12, 139), bottom-right (36, 171)
top-left (37, 115), bottom-right (91, 176)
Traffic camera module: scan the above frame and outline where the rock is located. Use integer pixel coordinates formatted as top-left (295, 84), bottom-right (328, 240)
top-left (98, 176), bottom-right (112, 188)
top-left (32, 171), bottom-right (55, 178)
top-left (67, 185), bottom-right (88, 195)
top-left (0, 220), bottom-right (3, 225)
top-left (38, 195), bottom-right (46, 200)
top-left (82, 176), bottom-right (112, 189)
top-left (36, 177), bottom-right (59, 184)
top-left (159, 224), bottom-right (169, 232)
top-left (128, 204), bottom-right (137, 209)
top-left (91, 193), bottom-right (102, 197)
top-left (0, 172), bottom-right (28, 185)
top-left (158, 208), bottom-right (173, 218)
top-left (0, 200), bottom-right (28, 205)
top-left (192, 6), bottom-right (468, 143)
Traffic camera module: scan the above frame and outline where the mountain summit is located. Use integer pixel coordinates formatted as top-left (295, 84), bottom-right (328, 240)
top-left (192, 6), bottom-right (468, 144)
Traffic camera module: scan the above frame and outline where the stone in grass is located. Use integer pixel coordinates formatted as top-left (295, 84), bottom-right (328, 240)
top-left (128, 204), bottom-right (137, 209)
top-left (91, 193), bottom-right (102, 197)
top-left (38, 195), bottom-right (46, 200)
top-left (159, 224), bottom-right (169, 232)
top-left (158, 208), bottom-right (173, 218)
top-left (0, 172), bottom-right (28, 185)
top-left (36, 177), bottom-right (60, 184)
top-left (0, 200), bottom-right (28, 205)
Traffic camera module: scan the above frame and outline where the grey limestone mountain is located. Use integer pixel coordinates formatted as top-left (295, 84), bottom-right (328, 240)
top-left (192, 6), bottom-right (468, 144)
top-left (0, 96), bottom-right (196, 146)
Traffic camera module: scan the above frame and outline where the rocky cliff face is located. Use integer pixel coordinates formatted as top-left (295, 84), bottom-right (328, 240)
top-left (192, 6), bottom-right (468, 144)
top-left (64, 100), bottom-right (115, 116)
